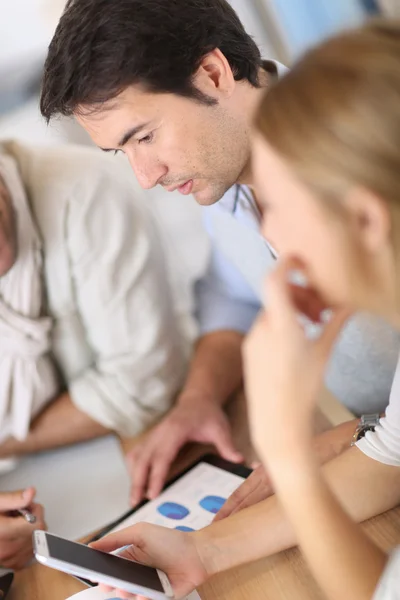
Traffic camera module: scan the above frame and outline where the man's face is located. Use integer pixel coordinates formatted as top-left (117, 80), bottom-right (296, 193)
top-left (76, 85), bottom-right (251, 206)
top-left (0, 179), bottom-right (17, 277)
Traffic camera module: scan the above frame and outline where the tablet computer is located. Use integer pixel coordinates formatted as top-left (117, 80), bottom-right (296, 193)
top-left (79, 454), bottom-right (251, 589)
top-left (90, 453), bottom-right (252, 543)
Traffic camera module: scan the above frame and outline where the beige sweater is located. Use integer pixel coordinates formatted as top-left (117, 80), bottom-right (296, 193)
top-left (2, 141), bottom-right (187, 437)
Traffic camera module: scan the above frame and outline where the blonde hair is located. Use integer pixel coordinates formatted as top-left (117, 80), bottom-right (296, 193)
top-left (255, 20), bottom-right (400, 218)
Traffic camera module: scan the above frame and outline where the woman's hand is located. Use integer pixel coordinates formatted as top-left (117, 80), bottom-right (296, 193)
top-left (243, 257), bottom-right (349, 468)
top-left (91, 522), bottom-right (208, 600)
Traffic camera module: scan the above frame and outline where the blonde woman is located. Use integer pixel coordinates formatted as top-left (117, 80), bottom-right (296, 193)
top-left (244, 18), bottom-right (400, 600)
top-left (93, 20), bottom-right (400, 600)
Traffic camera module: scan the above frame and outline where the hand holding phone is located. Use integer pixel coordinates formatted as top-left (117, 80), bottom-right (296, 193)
top-left (33, 531), bottom-right (174, 600)
top-left (91, 522), bottom-right (208, 600)
top-left (85, 456), bottom-right (250, 600)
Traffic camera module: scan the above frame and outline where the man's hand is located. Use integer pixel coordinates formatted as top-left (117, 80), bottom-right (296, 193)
top-left (126, 396), bottom-right (243, 505)
top-left (92, 522), bottom-right (208, 600)
top-left (214, 464), bottom-right (272, 522)
top-left (0, 487), bottom-right (47, 569)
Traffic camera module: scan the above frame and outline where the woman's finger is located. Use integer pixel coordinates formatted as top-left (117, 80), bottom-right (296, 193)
top-left (91, 528), bottom-right (136, 553)
top-left (265, 257), bottom-right (305, 326)
top-left (316, 308), bottom-right (351, 360)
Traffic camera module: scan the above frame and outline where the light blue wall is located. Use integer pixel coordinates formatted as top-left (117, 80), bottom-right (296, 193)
top-left (270, 0), bottom-right (367, 58)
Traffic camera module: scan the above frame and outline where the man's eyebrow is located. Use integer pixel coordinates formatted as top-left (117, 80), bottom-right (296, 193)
top-left (100, 123), bottom-right (150, 152)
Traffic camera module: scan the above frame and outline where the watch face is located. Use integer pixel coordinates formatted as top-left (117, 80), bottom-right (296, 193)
top-left (357, 425), bottom-right (376, 440)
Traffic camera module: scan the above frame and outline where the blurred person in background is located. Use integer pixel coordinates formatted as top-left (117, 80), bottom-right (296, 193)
top-left (0, 140), bottom-right (186, 465)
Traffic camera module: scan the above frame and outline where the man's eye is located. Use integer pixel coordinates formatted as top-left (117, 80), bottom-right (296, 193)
top-left (138, 133), bottom-right (154, 145)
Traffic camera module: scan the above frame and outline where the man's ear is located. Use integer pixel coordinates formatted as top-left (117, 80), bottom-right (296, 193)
top-left (345, 186), bottom-right (391, 254)
top-left (193, 48), bottom-right (236, 98)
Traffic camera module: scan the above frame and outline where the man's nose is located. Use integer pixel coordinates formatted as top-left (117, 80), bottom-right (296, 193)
top-left (128, 154), bottom-right (167, 190)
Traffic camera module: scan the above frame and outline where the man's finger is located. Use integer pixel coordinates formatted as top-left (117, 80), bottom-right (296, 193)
top-left (146, 445), bottom-right (180, 500)
top-left (0, 487), bottom-right (36, 512)
top-left (129, 448), bottom-right (154, 506)
top-left (212, 423), bottom-right (243, 464)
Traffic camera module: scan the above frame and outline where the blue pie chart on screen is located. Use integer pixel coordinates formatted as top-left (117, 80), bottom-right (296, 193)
top-left (199, 495), bottom-right (226, 514)
top-left (175, 525), bottom-right (195, 532)
top-left (157, 501), bottom-right (190, 520)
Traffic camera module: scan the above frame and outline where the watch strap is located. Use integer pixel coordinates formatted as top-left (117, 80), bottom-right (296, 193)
top-left (351, 413), bottom-right (380, 446)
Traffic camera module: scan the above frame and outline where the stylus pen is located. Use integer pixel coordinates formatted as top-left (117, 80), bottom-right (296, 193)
top-left (17, 508), bottom-right (36, 524)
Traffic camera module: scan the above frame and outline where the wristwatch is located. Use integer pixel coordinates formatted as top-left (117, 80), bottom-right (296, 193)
top-left (351, 414), bottom-right (380, 446)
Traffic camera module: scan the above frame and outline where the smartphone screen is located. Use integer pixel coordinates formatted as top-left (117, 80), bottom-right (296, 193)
top-left (45, 534), bottom-right (164, 592)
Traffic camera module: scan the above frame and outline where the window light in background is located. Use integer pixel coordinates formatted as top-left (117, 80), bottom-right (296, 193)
top-left (265, 0), bottom-right (372, 59)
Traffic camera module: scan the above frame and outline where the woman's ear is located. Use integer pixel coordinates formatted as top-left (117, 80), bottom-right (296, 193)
top-left (345, 186), bottom-right (391, 253)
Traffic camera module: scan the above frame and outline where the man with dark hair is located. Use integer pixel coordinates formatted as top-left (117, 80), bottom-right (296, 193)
top-left (41, 0), bottom-right (264, 117)
top-left (41, 0), bottom-right (292, 502)
top-left (41, 2), bottom-right (400, 591)
top-left (41, 0), bottom-right (275, 209)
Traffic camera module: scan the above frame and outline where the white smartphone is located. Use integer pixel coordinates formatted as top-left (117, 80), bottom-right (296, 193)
top-left (33, 531), bottom-right (174, 600)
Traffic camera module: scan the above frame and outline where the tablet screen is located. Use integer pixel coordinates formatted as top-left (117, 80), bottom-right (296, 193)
top-left (110, 460), bottom-right (246, 534)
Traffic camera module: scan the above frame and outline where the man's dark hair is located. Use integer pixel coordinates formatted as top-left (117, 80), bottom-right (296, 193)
top-left (40, 0), bottom-right (264, 122)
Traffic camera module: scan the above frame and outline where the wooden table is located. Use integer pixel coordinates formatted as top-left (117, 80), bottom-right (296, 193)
top-left (11, 392), bottom-right (400, 600)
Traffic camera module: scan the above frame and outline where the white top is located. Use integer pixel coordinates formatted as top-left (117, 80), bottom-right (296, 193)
top-left (2, 141), bottom-right (187, 437)
top-left (357, 353), bottom-right (400, 466)
top-left (374, 547), bottom-right (400, 600)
